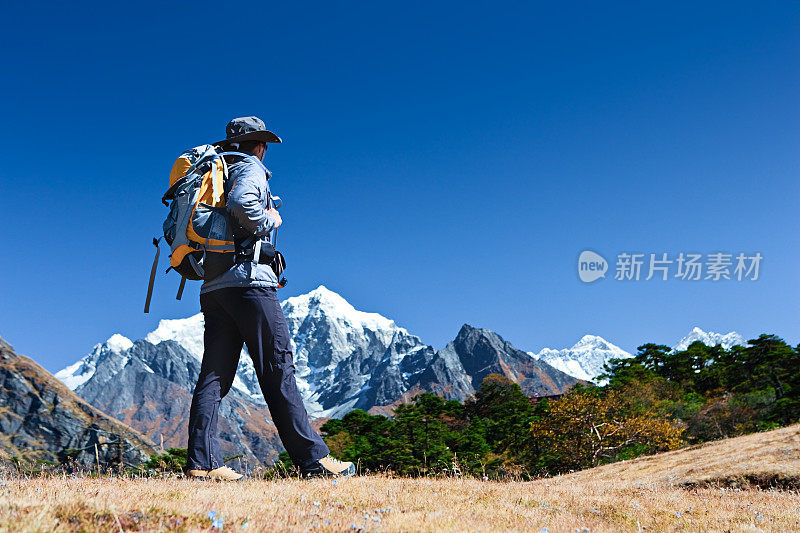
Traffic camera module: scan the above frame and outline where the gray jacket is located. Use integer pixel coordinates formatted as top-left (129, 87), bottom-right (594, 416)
top-left (201, 154), bottom-right (279, 294)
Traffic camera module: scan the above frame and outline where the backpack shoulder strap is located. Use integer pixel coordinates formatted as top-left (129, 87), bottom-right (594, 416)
top-left (144, 237), bottom-right (162, 313)
top-left (216, 151), bottom-right (267, 171)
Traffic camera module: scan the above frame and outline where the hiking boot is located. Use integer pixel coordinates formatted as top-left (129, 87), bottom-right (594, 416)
top-left (300, 455), bottom-right (356, 478)
top-left (186, 465), bottom-right (243, 481)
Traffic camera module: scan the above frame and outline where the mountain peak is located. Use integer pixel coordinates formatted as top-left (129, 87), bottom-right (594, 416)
top-left (145, 314), bottom-right (205, 359)
top-left (0, 336), bottom-right (12, 352)
top-left (106, 334), bottom-right (133, 353)
top-left (453, 325), bottom-right (506, 353)
top-left (574, 334), bottom-right (607, 347)
top-left (445, 324), bottom-right (581, 396)
top-left (457, 324), bottom-right (480, 336)
top-left (283, 286), bottom-right (399, 333)
top-left (674, 327), bottom-right (746, 352)
top-left (306, 285), bottom-right (352, 306)
top-left (533, 334), bottom-right (632, 383)
top-left (285, 285), bottom-right (352, 310)
top-left (308, 284), bottom-right (335, 296)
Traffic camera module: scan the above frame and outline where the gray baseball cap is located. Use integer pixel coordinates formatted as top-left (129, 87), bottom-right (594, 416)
top-left (214, 116), bottom-right (282, 146)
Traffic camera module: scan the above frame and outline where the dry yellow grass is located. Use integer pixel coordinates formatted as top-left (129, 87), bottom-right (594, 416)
top-left (1, 425), bottom-right (798, 532)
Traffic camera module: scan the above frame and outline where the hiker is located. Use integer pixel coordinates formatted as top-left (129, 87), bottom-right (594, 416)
top-left (185, 117), bottom-right (355, 480)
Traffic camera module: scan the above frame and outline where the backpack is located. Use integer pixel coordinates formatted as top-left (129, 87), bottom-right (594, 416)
top-left (144, 145), bottom-right (287, 313)
top-left (144, 145), bottom-right (238, 313)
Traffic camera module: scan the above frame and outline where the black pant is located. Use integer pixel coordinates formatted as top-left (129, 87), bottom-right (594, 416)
top-left (187, 287), bottom-right (329, 470)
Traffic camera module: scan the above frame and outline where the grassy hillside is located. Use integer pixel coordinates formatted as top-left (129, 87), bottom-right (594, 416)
top-left (561, 421), bottom-right (799, 490)
top-left (0, 424), bottom-right (797, 532)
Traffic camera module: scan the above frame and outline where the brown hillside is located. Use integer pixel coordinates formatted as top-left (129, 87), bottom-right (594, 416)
top-left (0, 336), bottom-right (157, 466)
top-left (1, 423), bottom-right (798, 531)
top-left (559, 422), bottom-right (800, 490)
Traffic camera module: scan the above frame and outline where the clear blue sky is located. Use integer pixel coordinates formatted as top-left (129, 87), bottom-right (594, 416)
top-left (1, 1), bottom-right (798, 372)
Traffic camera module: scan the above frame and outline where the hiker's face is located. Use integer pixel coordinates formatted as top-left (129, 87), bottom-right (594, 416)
top-left (254, 142), bottom-right (267, 161)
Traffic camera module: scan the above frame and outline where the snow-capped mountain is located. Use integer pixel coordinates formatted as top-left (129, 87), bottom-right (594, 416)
top-left (144, 313), bottom-right (263, 403)
top-left (119, 285), bottom-right (436, 418)
top-left (55, 286), bottom-right (443, 440)
top-left (673, 327), bottom-right (746, 352)
top-left (55, 333), bottom-right (134, 390)
top-left (530, 335), bottom-right (632, 383)
top-left (55, 285), bottom-right (581, 465)
top-left (449, 325), bottom-right (581, 397)
top-left (281, 286), bottom-right (436, 417)
top-left (526, 327), bottom-right (749, 384)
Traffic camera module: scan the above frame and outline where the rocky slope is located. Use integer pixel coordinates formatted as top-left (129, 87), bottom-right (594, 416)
top-left (433, 325), bottom-right (581, 398)
top-left (58, 337), bottom-right (282, 466)
top-left (0, 336), bottom-right (156, 467)
top-left (282, 287), bottom-right (440, 417)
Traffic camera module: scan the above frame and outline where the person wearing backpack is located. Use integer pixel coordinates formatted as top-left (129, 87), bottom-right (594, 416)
top-left (185, 116), bottom-right (355, 480)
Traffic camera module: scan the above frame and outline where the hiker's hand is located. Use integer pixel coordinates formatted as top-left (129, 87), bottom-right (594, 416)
top-left (267, 208), bottom-right (282, 228)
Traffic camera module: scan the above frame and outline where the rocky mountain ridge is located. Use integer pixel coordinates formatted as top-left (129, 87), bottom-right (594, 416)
top-left (54, 287), bottom-right (581, 464)
top-left (0, 336), bottom-right (156, 467)
top-left (51, 286), bottom-right (748, 466)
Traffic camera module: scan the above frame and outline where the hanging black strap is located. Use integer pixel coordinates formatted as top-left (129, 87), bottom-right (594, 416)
top-left (176, 277), bottom-right (187, 301)
top-left (144, 238), bottom-right (161, 313)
